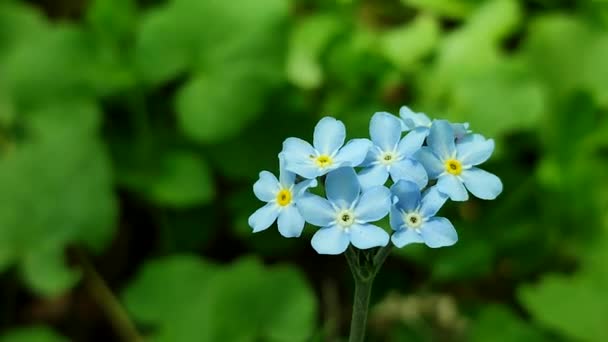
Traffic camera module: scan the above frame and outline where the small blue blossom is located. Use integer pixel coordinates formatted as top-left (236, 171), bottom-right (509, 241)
top-left (389, 180), bottom-right (457, 248)
top-left (399, 106), bottom-right (469, 139)
top-left (297, 167), bottom-right (391, 255)
top-left (282, 117), bottom-right (372, 179)
top-left (416, 120), bottom-right (503, 201)
top-left (248, 154), bottom-right (317, 237)
top-left (358, 112), bottom-right (428, 190)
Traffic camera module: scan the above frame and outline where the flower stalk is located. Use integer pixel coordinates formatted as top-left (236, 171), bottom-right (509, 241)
top-left (345, 245), bottom-right (392, 342)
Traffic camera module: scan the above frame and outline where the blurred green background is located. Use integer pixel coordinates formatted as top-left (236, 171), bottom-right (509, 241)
top-left (1, 0), bottom-right (608, 341)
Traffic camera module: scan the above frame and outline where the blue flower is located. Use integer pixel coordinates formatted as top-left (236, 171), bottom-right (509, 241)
top-left (399, 106), bottom-right (470, 139)
top-left (282, 117), bottom-right (372, 179)
top-left (297, 167), bottom-right (391, 255)
top-left (416, 120), bottom-right (503, 201)
top-left (358, 112), bottom-right (428, 189)
top-left (389, 180), bottom-right (458, 248)
top-left (248, 154), bottom-right (317, 237)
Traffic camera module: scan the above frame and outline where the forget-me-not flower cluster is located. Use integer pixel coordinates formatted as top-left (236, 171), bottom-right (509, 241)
top-left (249, 106), bottom-right (503, 255)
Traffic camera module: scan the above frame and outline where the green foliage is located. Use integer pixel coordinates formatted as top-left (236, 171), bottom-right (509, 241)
top-left (0, 326), bottom-right (66, 342)
top-left (123, 255), bottom-right (317, 342)
top-left (1, 0), bottom-right (608, 340)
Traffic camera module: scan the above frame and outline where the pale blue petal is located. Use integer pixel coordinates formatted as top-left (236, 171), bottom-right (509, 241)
top-left (277, 205), bottom-right (305, 238)
top-left (456, 134), bottom-right (495, 166)
top-left (391, 229), bottom-right (424, 248)
top-left (249, 203), bottom-right (279, 233)
top-left (370, 112), bottom-right (402, 151)
top-left (399, 106), bottom-right (431, 130)
top-left (360, 146), bottom-right (380, 167)
top-left (293, 178), bottom-right (317, 198)
top-left (389, 159), bottom-right (428, 189)
top-left (282, 137), bottom-right (316, 158)
top-left (389, 206), bottom-right (405, 231)
top-left (297, 194), bottom-right (336, 227)
top-left (461, 167), bottom-right (503, 200)
top-left (419, 186), bottom-right (448, 218)
top-left (326, 167), bottom-right (360, 209)
top-left (358, 164), bottom-right (389, 191)
top-left (253, 171), bottom-right (279, 202)
top-left (313, 116), bottom-right (345, 155)
top-left (282, 137), bottom-right (319, 178)
top-left (415, 147), bottom-right (444, 179)
top-left (349, 223), bottom-right (389, 249)
top-left (420, 217), bottom-right (458, 248)
top-left (397, 128), bottom-right (427, 157)
top-left (284, 160), bottom-right (320, 179)
top-left (311, 226), bottom-right (350, 255)
top-left (353, 186), bottom-right (391, 222)
top-left (452, 122), bottom-right (470, 139)
top-left (278, 153), bottom-right (295, 187)
top-left (428, 120), bottom-right (456, 159)
top-left (390, 180), bottom-right (420, 212)
top-left (436, 174), bottom-right (468, 201)
top-left (334, 139), bottom-right (372, 167)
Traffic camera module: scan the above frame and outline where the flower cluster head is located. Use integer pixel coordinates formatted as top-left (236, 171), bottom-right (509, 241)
top-left (249, 106), bottom-right (503, 255)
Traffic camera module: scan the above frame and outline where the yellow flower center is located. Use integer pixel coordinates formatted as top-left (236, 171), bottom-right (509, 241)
top-left (444, 159), bottom-right (462, 175)
top-left (336, 209), bottom-right (355, 227)
top-left (276, 189), bottom-right (292, 206)
top-left (378, 151), bottom-right (396, 165)
top-left (315, 154), bottom-right (333, 168)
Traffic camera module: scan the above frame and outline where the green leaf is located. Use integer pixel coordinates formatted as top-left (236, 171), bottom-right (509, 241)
top-left (0, 2), bottom-right (48, 61)
top-left (401, 0), bottom-right (476, 19)
top-left (123, 256), bottom-right (318, 342)
top-left (0, 101), bottom-right (116, 295)
top-left (175, 70), bottom-right (267, 143)
top-left (286, 14), bottom-right (342, 89)
top-left (522, 15), bottom-right (608, 106)
top-left (86, 0), bottom-right (137, 43)
top-left (0, 326), bottom-right (67, 342)
top-left (380, 14), bottom-right (440, 72)
top-left (21, 245), bottom-right (80, 297)
top-left (147, 151), bottom-right (215, 207)
top-left (136, 0), bottom-right (288, 143)
top-left (469, 305), bottom-right (547, 342)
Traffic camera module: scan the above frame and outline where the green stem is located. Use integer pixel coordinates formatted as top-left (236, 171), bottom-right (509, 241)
top-left (349, 277), bottom-right (374, 342)
top-left (345, 245), bottom-right (393, 342)
top-left (76, 250), bottom-right (144, 342)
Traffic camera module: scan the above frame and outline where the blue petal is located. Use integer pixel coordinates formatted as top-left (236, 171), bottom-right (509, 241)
top-left (278, 153), bottom-right (295, 187)
top-left (334, 139), bottom-right (372, 167)
top-left (397, 128), bottom-right (427, 157)
top-left (390, 180), bottom-right (420, 212)
top-left (419, 186), bottom-right (448, 218)
top-left (353, 186), bottom-right (391, 222)
top-left (436, 174), bottom-right (468, 201)
top-left (311, 226), bottom-right (350, 255)
top-left (325, 167), bottom-right (360, 209)
top-left (389, 158), bottom-right (428, 189)
top-left (282, 137), bottom-right (319, 178)
top-left (389, 206), bottom-right (405, 232)
top-left (349, 223), bottom-right (389, 249)
top-left (253, 171), bottom-right (279, 202)
top-left (297, 194), bottom-right (336, 227)
top-left (313, 117), bottom-right (345, 155)
top-left (415, 147), bottom-right (444, 179)
top-left (391, 228), bottom-right (424, 248)
top-left (249, 203), bottom-right (279, 233)
top-left (360, 146), bottom-right (380, 167)
top-left (428, 120), bottom-right (456, 159)
top-left (277, 205), bottom-right (305, 238)
top-left (456, 134), bottom-right (495, 166)
top-left (461, 167), bottom-right (503, 200)
top-left (399, 106), bottom-right (431, 130)
top-left (293, 178), bottom-right (318, 198)
top-left (358, 164), bottom-right (389, 190)
top-left (452, 122), bottom-right (470, 139)
top-left (420, 217), bottom-right (458, 248)
top-left (370, 112), bottom-right (402, 151)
